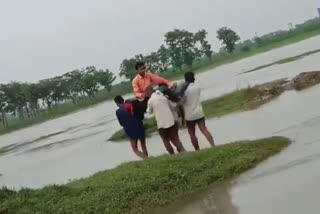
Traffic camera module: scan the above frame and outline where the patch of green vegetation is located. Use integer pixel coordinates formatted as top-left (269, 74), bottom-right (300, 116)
top-left (0, 137), bottom-right (290, 214)
top-left (244, 48), bottom-right (320, 73)
top-left (110, 88), bottom-right (264, 141)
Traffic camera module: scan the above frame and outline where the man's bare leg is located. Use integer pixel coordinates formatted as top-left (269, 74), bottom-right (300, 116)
top-left (140, 138), bottom-right (149, 157)
top-left (198, 120), bottom-right (215, 147)
top-left (169, 126), bottom-right (186, 153)
top-left (187, 125), bottom-right (200, 151)
top-left (130, 140), bottom-right (147, 159)
top-left (159, 131), bottom-right (175, 155)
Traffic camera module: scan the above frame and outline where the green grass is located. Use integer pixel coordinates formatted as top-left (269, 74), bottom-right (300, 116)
top-left (244, 48), bottom-right (320, 73)
top-left (110, 88), bottom-right (268, 141)
top-left (0, 136), bottom-right (290, 214)
top-left (2, 27), bottom-right (320, 137)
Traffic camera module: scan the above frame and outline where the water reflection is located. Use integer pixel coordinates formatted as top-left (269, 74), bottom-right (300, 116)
top-left (157, 181), bottom-right (238, 214)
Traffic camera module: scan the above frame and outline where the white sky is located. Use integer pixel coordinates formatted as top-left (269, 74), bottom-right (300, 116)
top-left (0, 0), bottom-right (319, 83)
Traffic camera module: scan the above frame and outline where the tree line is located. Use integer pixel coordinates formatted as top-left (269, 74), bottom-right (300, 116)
top-left (0, 66), bottom-right (115, 127)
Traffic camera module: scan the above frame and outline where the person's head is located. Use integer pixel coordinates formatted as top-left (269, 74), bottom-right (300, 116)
top-left (114, 95), bottom-right (124, 107)
top-left (184, 72), bottom-right (195, 83)
top-left (135, 61), bottom-right (146, 77)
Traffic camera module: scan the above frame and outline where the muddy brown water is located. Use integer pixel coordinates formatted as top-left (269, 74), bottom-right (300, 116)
top-left (0, 34), bottom-right (320, 209)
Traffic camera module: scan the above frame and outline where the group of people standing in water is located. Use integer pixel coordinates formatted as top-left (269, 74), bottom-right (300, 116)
top-left (114, 61), bottom-right (215, 159)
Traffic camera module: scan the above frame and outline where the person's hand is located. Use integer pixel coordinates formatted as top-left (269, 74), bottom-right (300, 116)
top-left (145, 85), bottom-right (154, 97)
top-left (170, 82), bottom-right (177, 90)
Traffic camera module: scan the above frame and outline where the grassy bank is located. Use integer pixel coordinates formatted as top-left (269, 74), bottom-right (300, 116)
top-left (110, 85), bottom-right (280, 141)
top-left (0, 136), bottom-right (290, 214)
top-left (1, 27), bottom-right (320, 137)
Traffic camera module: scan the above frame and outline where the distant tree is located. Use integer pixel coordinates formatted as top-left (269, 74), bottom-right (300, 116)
top-left (165, 29), bottom-right (212, 69)
top-left (79, 66), bottom-right (99, 98)
top-left (0, 86), bottom-right (8, 127)
top-left (38, 79), bottom-right (55, 109)
top-left (144, 52), bottom-right (160, 73)
top-left (241, 45), bottom-right (250, 52)
top-left (157, 45), bottom-right (171, 72)
top-left (253, 36), bottom-right (264, 46)
top-left (217, 27), bottom-right (240, 53)
top-left (95, 69), bottom-right (116, 91)
top-left (64, 69), bottom-right (84, 102)
top-left (195, 30), bottom-right (213, 59)
top-left (119, 58), bottom-right (137, 81)
top-left (165, 29), bottom-right (196, 70)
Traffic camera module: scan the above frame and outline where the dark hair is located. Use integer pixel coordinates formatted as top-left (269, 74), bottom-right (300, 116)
top-left (135, 61), bottom-right (145, 70)
top-left (184, 72), bottom-right (195, 83)
top-left (114, 95), bottom-right (124, 104)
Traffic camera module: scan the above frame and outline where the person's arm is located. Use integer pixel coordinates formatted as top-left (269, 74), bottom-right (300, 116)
top-left (146, 99), bottom-right (153, 114)
top-left (132, 78), bottom-right (144, 100)
top-left (116, 111), bottom-right (123, 127)
top-left (168, 100), bottom-right (177, 111)
top-left (148, 73), bottom-right (172, 88)
top-left (177, 82), bottom-right (190, 97)
top-left (180, 88), bottom-right (190, 104)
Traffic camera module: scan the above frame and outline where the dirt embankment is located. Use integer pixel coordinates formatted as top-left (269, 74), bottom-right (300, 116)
top-left (291, 71), bottom-right (320, 90)
top-left (250, 71), bottom-right (320, 103)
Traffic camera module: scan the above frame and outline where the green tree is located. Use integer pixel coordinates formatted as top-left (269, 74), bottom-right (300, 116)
top-left (144, 52), bottom-right (160, 73)
top-left (79, 66), bottom-right (99, 98)
top-left (217, 27), bottom-right (240, 53)
top-left (195, 30), bottom-right (213, 59)
top-left (64, 69), bottom-right (84, 103)
top-left (165, 29), bottom-right (195, 69)
top-left (1, 82), bottom-right (26, 120)
top-left (165, 29), bottom-right (212, 69)
top-left (157, 45), bottom-right (170, 72)
top-left (119, 58), bottom-right (137, 81)
top-left (254, 36), bottom-right (263, 46)
top-left (95, 69), bottom-right (116, 91)
top-left (0, 86), bottom-right (9, 127)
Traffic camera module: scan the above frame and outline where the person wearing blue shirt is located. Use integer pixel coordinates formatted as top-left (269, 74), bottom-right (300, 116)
top-left (114, 95), bottom-right (148, 159)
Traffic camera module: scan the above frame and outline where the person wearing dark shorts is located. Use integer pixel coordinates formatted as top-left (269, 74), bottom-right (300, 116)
top-left (147, 89), bottom-right (185, 155)
top-left (182, 72), bottom-right (215, 150)
top-left (114, 95), bottom-right (148, 159)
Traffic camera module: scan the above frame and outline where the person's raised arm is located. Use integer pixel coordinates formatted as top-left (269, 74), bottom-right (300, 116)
top-left (148, 73), bottom-right (172, 88)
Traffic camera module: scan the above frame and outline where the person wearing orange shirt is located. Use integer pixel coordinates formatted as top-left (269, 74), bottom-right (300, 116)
top-left (132, 61), bottom-right (176, 111)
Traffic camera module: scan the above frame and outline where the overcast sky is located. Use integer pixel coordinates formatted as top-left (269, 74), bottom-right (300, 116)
top-left (0, 0), bottom-right (319, 83)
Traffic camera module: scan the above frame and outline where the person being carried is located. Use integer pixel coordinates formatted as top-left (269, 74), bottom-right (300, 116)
top-left (146, 86), bottom-right (185, 155)
top-left (114, 95), bottom-right (148, 159)
top-left (181, 72), bottom-right (215, 150)
top-left (132, 61), bottom-right (176, 111)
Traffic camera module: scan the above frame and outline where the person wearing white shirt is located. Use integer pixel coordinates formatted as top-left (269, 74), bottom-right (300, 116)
top-left (182, 72), bottom-right (215, 150)
top-left (147, 88), bottom-right (185, 154)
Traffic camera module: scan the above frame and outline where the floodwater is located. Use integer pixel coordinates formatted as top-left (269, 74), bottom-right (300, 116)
top-left (159, 85), bottom-right (320, 214)
top-left (0, 35), bottom-right (320, 193)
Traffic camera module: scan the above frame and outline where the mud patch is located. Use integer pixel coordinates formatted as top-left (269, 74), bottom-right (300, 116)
top-left (291, 71), bottom-right (320, 90)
